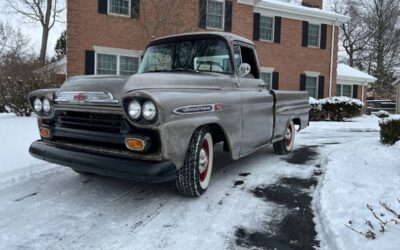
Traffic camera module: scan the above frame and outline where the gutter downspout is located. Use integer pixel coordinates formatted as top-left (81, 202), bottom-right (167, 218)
top-left (329, 19), bottom-right (337, 97)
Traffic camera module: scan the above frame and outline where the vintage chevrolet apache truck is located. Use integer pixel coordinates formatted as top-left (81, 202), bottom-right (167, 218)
top-left (28, 32), bottom-right (309, 197)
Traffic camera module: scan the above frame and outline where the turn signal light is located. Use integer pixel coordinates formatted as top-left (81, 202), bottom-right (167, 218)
top-left (125, 138), bottom-right (146, 151)
top-left (40, 127), bottom-right (51, 138)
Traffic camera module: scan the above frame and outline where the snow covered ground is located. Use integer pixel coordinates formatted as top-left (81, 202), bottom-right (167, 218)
top-left (0, 114), bottom-right (398, 249)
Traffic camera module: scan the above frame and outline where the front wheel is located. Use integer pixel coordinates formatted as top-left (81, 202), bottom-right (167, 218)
top-left (273, 121), bottom-right (295, 155)
top-left (176, 126), bottom-right (214, 197)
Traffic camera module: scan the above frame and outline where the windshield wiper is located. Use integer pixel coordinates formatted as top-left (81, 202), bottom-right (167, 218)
top-left (171, 68), bottom-right (200, 73)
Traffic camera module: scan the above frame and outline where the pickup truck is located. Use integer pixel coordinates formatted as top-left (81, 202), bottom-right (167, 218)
top-left (28, 32), bottom-right (309, 197)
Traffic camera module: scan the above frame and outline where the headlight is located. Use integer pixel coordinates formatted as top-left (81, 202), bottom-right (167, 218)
top-left (33, 98), bottom-right (42, 112)
top-left (128, 100), bottom-right (141, 119)
top-left (42, 99), bottom-right (51, 113)
top-left (142, 101), bottom-right (157, 121)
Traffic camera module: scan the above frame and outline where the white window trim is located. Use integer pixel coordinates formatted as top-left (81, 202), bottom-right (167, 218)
top-left (206, 0), bottom-right (225, 31)
top-left (94, 46), bottom-right (142, 75)
top-left (305, 73), bottom-right (319, 99)
top-left (337, 84), bottom-right (353, 97)
top-left (307, 23), bottom-right (321, 48)
top-left (107, 0), bottom-right (131, 17)
top-left (260, 68), bottom-right (274, 89)
top-left (259, 15), bottom-right (275, 43)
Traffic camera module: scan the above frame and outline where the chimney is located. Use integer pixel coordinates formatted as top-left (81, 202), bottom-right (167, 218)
top-left (302, 0), bottom-right (323, 9)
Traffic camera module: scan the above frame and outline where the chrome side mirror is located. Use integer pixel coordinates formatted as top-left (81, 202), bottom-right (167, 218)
top-left (238, 63), bottom-right (251, 77)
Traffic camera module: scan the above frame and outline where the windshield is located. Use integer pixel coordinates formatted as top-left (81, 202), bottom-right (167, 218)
top-left (138, 38), bottom-right (233, 74)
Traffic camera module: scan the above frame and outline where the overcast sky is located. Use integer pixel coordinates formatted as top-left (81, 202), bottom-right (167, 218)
top-left (0, 0), bottom-right (66, 57)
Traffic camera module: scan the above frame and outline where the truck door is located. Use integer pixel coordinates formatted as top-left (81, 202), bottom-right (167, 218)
top-left (233, 44), bottom-right (274, 157)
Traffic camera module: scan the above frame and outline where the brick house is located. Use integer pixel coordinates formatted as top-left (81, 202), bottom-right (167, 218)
top-left (67, 0), bottom-right (353, 99)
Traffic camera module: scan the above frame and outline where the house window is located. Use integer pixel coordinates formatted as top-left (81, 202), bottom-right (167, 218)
top-left (206, 0), bottom-right (224, 30)
top-left (261, 72), bottom-right (272, 90)
top-left (96, 53), bottom-right (139, 75)
top-left (108, 0), bottom-right (130, 16)
top-left (308, 23), bottom-right (320, 47)
top-left (259, 16), bottom-right (274, 41)
top-left (306, 76), bottom-right (318, 98)
top-left (337, 84), bottom-right (352, 97)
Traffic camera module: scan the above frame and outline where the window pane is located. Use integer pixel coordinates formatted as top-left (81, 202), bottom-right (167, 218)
top-left (305, 76), bottom-right (317, 98)
top-left (109, 0), bottom-right (130, 16)
top-left (120, 56), bottom-right (139, 75)
top-left (261, 72), bottom-right (272, 90)
top-left (308, 24), bottom-right (320, 47)
top-left (260, 16), bottom-right (274, 41)
top-left (206, 0), bottom-right (223, 29)
top-left (342, 85), bottom-right (352, 97)
top-left (336, 84), bottom-right (342, 96)
top-left (97, 54), bottom-right (117, 75)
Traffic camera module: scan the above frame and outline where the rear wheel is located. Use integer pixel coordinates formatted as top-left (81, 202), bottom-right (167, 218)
top-left (176, 126), bottom-right (214, 197)
top-left (273, 121), bottom-right (295, 155)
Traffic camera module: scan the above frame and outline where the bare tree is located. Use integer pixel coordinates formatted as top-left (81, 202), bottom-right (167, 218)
top-left (5, 0), bottom-right (65, 65)
top-left (333, 0), bottom-right (372, 67)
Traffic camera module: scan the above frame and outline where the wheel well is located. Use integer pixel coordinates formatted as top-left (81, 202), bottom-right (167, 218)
top-left (205, 123), bottom-right (230, 152)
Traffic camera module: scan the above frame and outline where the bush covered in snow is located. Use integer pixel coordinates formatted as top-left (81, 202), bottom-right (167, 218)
top-left (375, 110), bottom-right (390, 118)
top-left (379, 115), bottom-right (400, 145)
top-left (309, 96), bottom-right (364, 121)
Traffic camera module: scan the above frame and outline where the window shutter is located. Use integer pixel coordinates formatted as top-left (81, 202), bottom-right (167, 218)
top-left (274, 16), bottom-right (281, 43)
top-left (272, 72), bottom-right (279, 90)
top-left (224, 0), bottom-right (232, 32)
top-left (320, 24), bottom-right (327, 49)
top-left (300, 74), bottom-right (306, 90)
top-left (131, 0), bottom-right (140, 18)
top-left (85, 50), bottom-right (95, 75)
top-left (98, 0), bottom-right (107, 14)
top-left (302, 21), bottom-right (309, 47)
top-left (199, 0), bottom-right (207, 28)
top-left (253, 13), bottom-right (260, 41)
top-left (318, 76), bottom-right (325, 99)
top-left (353, 85), bottom-right (358, 98)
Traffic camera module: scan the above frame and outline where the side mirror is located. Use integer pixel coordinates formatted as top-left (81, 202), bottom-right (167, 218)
top-left (238, 63), bottom-right (251, 77)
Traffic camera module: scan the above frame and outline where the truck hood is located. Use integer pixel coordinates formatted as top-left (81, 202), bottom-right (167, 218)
top-left (57, 73), bottom-right (232, 101)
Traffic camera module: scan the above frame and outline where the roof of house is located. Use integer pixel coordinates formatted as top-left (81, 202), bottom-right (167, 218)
top-left (337, 64), bottom-right (377, 85)
top-left (240, 0), bottom-right (350, 24)
top-left (43, 57), bottom-right (67, 75)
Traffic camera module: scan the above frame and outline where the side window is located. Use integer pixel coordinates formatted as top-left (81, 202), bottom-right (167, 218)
top-left (240, 46), bottom-right (259, 78)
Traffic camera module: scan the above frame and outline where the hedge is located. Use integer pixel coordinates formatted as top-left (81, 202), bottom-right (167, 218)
top-left (379, 115), bottom-right (400, 145)
top-left (309, 96), bottom-right (364, 121)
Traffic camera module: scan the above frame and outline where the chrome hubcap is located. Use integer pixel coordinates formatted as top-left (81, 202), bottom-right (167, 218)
top-left (199, 148), bottom-right (208, 173)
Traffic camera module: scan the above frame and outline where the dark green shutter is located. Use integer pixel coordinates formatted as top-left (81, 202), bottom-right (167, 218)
top-left (274, 16), bottom-right (281, 43)
top-left (318, 76), bottom-right (325, 99)
top-left (353, 85), bottom-right (359, 98)
top-left (131, 0), bottom-right (140, 18)
top-left (253, 13), bottom-right (260, 41)
top-left (272, 72), bottom-right (279, 90)
top-left (199, 0), bottom-right (207, 28)
top-left (224, 1), bottom-right (232, 32)
top-left (302, 21), bottom-right (309, 47)
top-left (85, 50), bottom-right (95, 75)
top-left (320, 24), bottom-right (327, 49)
top-left (98, 0), bottom-right (107, 14)
top-left (300, 74), bottom-right (306, 90)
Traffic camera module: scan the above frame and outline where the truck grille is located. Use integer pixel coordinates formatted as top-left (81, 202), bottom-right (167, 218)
top-left (57, 111), bottom-right (124, 134)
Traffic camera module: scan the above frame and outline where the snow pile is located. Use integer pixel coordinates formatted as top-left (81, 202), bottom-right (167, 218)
top-left (375, 110), bottom-right (390, 118)
top-left (314, 117), bottom-right (400, 250)
top-left (378, 114), bottom-right (400, 125)
top-left (309, 97), bottom-right (322, 110)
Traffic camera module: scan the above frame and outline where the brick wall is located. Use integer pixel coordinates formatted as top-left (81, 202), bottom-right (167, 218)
top-left (67, 0), bottom-right (338, 98)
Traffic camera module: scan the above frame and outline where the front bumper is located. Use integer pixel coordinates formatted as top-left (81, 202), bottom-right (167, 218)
top-left (29, 140), bottom-right (176, 183)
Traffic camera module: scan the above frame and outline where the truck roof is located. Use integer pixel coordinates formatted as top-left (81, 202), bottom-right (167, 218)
top-left (148, 31), bottom-right (255, 47)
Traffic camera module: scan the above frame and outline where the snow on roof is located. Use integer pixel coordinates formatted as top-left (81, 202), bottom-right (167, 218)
top-left (40, 57), bottom-right (67, 75)
top-left (255, 0), bottom-right (350, 24)
top-left (337, 64), bottom-right (377, 84)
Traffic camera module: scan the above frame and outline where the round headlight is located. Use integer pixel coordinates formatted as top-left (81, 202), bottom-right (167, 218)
top-left (43, 99), bottom-right (51, 113)
top-left (143, 101), bottom-right (157, 121)
top-left (33, 98), bottom-right (42, 112)
top-left (128, 100), bottom-right (141, 119)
